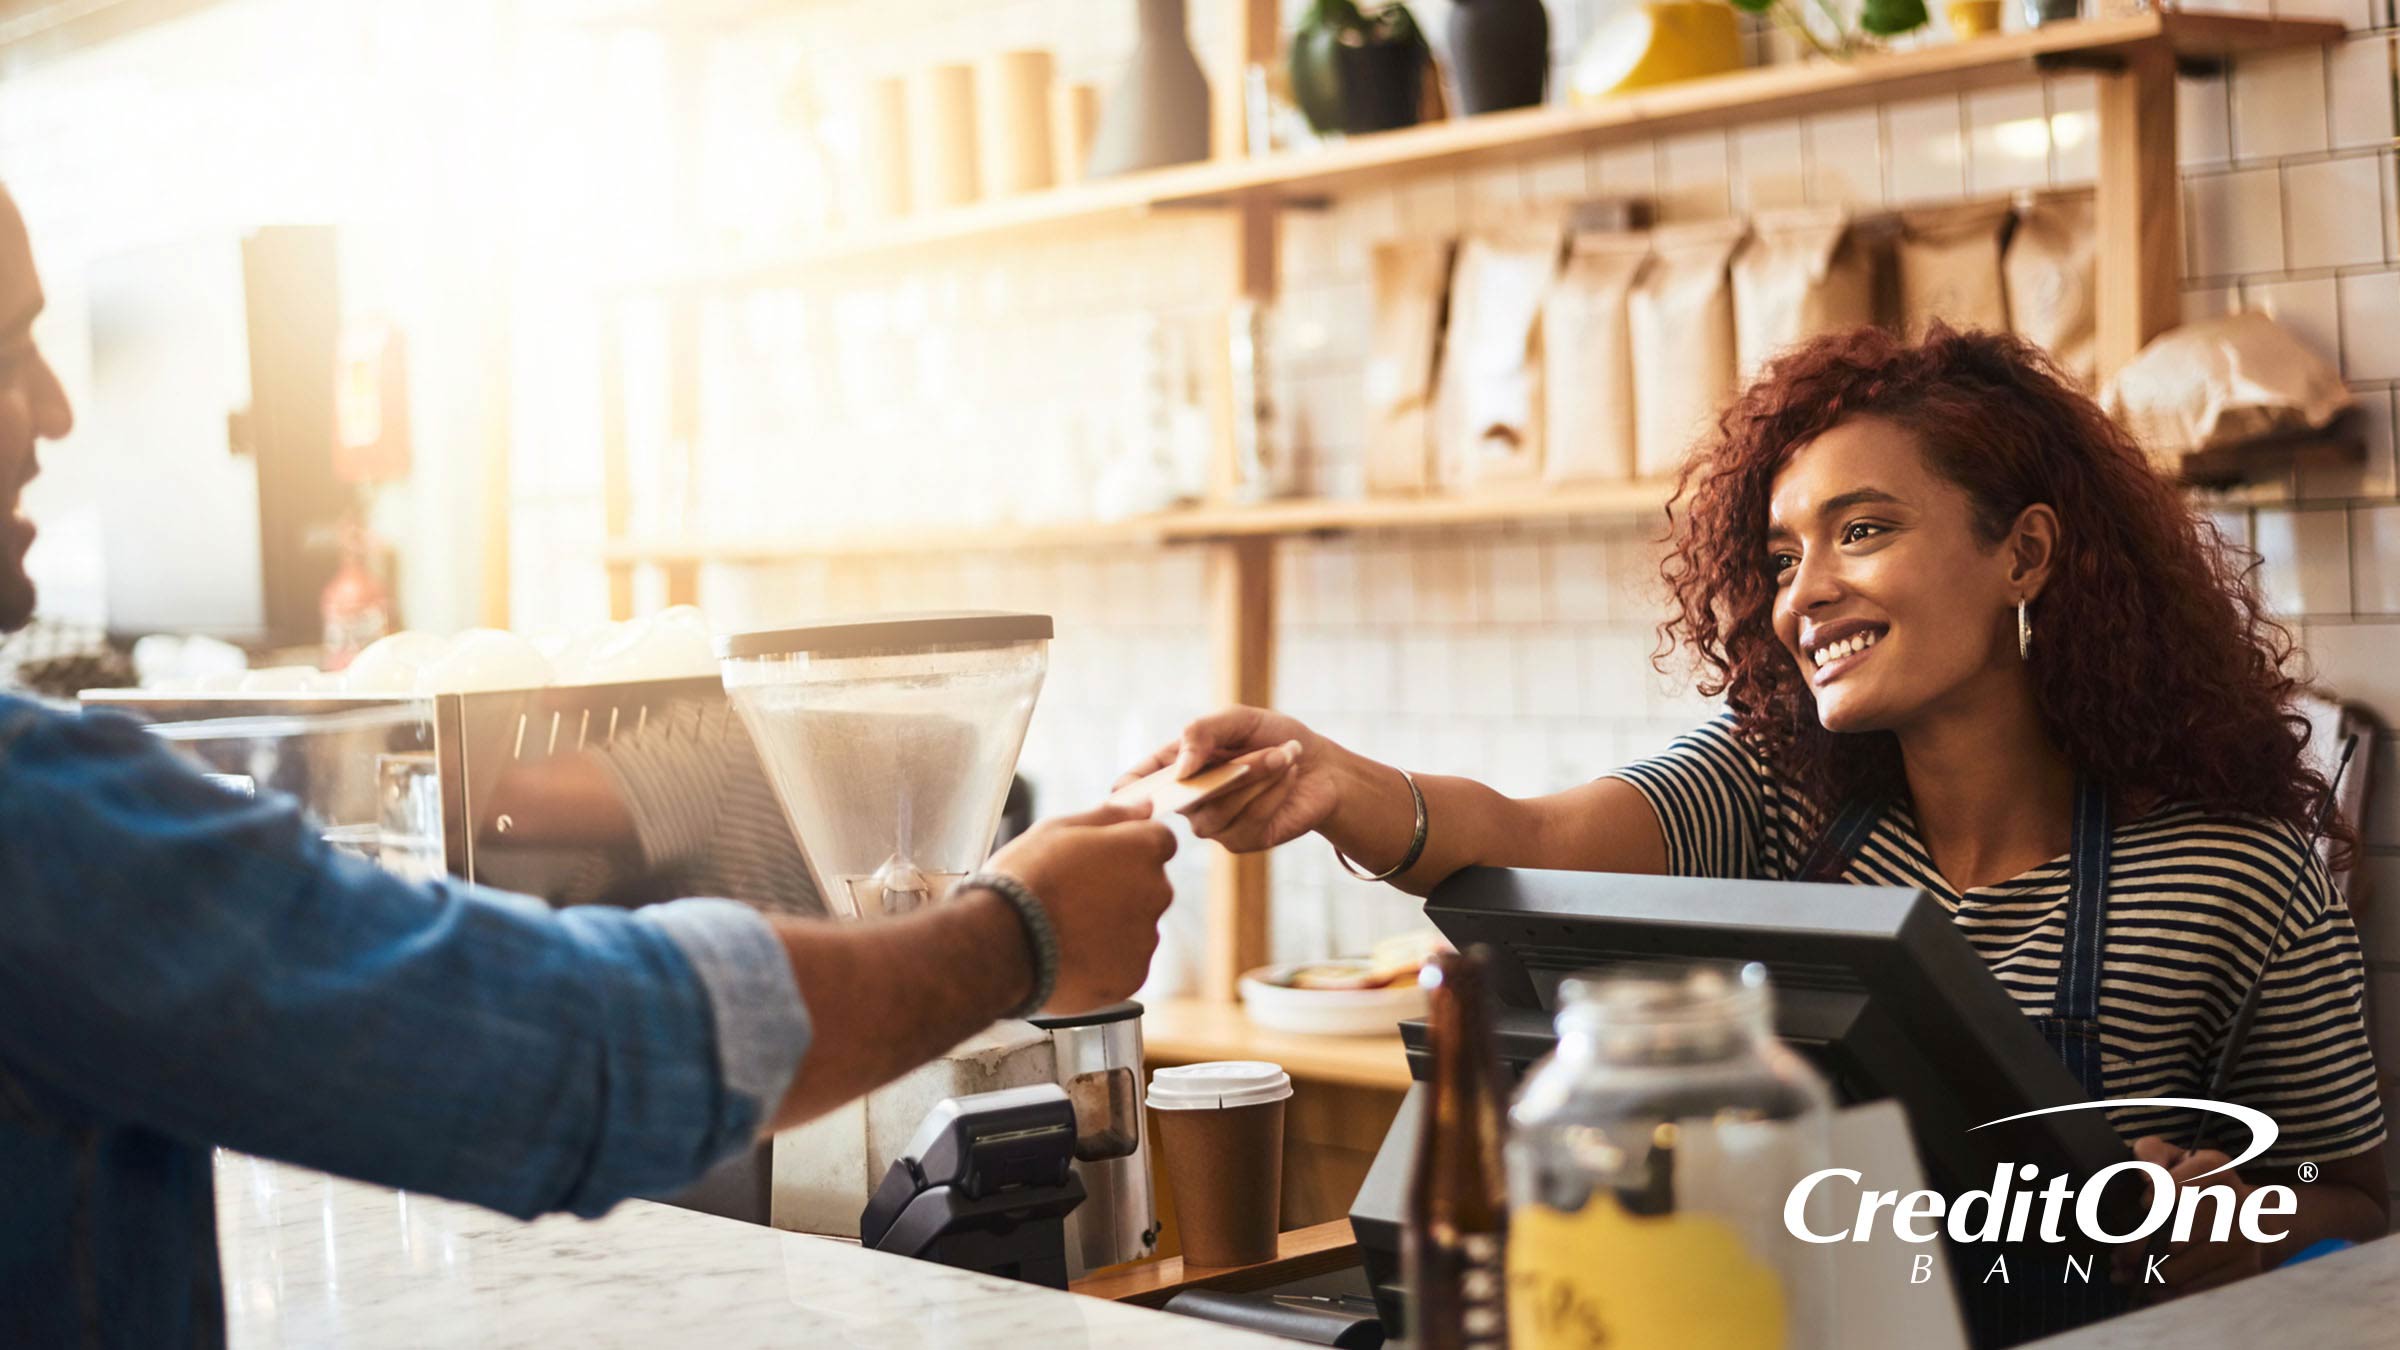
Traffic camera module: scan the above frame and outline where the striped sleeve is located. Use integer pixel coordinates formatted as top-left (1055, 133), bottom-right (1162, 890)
top-left (2215, 844), bottom-right (2386, 1166)
top-left (1601, 715), bottom-right (1775, 880)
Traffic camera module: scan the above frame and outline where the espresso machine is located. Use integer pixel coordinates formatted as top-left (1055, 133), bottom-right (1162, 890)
top-left (719, 611), bottom-right (1158, 1279)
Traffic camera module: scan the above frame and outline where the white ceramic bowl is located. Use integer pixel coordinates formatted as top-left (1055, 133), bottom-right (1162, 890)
top-left (1238, 962), bottom-right (1430, 1038)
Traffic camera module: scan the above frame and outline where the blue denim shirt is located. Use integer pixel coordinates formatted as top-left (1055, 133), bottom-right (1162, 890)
top-left (0, 694), bottom-right (813, 1348)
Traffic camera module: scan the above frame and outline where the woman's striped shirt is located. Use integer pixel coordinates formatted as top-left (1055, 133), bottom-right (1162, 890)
top-left (1606, 714), bottom-right (2385, 1167)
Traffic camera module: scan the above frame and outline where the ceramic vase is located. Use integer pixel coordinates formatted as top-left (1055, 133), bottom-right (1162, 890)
top-left (1087, 0), bottom-right (1212, 176)
top-left (1448, 0), bottom-right (1551, 115)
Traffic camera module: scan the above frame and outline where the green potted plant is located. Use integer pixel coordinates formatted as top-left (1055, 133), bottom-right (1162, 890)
top-left (1290, 0), bottom-right (1437, 136)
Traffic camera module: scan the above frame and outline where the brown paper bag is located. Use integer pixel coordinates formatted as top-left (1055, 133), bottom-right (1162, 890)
top-left (2005, 191), bottom-right (2098, 387)
top-left (1899, 199), bottom-right (2014, 336)
top-left (1542, 231), bottom-right (1650, 484)
top-left (1437, 222), bottom-right (1565, 490)
top-left (1365, 238), bottom-right (1456, 495)
top-left (2101, 311), bottom-right (2354, 466)
top-left (1630, 219), bottom-right (1747, 479)
top-left (1732, 205), bottom-right (1875, 378)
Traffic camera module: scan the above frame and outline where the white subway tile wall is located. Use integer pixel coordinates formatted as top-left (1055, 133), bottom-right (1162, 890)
top-left (2328, 33), bottom-right (2400, 149)
top-left (2177, 74), bottom-right (2236, 169)
top-left (2247, 275), bottom-right (2346, 368)
top-left (2230, 47), bottom-right (2332, 161)
top-left (2340, 271), bottom-right (2400, 382)
top-left (1884, 96), bottom-right (1971, 205)
top-left (2188, 166), bottom-right (2290, 277)
top-left (2283, 154), bottom-right (2389, 271)
top-left (2252, 506), bottom-right (2353, 614)
top-left (1732, 120), bottom-right (1809, 213)
top-left (1806, 108), bottom-right (1889, 207)
top-left (2046, 75), bottom-right (2102, 186)
top-left (1966, 85), bottom-right (2054, 197)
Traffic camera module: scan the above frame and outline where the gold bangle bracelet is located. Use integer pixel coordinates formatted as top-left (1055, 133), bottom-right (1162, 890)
top-left (1334, 766), bottom-right (1427, 883)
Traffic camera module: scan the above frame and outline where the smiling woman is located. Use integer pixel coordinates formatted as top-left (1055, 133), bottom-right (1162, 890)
top-left (1132, 322), bottom-right (2388, 1342)
top-left (1661, 323), bottom-right (2346, 866)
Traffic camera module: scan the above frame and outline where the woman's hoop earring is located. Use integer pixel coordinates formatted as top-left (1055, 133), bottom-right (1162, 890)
top-left (2018, 599), bottom-right (2032, 660)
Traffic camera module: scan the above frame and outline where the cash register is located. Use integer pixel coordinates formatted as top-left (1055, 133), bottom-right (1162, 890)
top-left (1347, 866), bottom-right (2131, 1335)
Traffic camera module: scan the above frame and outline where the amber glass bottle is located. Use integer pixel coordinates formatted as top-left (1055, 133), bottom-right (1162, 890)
top-left (1404, 947), bottom-right (1511, 1350)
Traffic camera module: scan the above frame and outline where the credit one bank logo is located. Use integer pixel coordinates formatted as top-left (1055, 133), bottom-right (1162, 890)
top-left (1781, 1100), bottom-right (2300, 1251)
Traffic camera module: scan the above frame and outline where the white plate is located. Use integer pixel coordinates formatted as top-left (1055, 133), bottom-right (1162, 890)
top-left (1238, 962), bottom-right (1430, 1037)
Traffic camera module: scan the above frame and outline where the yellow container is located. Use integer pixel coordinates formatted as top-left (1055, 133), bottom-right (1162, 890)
top-left (1948, 0), bottom-right (2004, 36)
top-left (1570, 2), bottom-right (1744, 101)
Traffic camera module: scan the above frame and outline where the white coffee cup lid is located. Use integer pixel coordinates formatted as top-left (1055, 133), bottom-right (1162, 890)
top-left (1146, 1061), bottom-right (1294, 1111)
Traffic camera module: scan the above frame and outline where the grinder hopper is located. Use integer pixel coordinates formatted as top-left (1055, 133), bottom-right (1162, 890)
top-left (718, 612), bottom-right (1051, 921)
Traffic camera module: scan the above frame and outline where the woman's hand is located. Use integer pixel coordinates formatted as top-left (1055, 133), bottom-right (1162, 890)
top-left (1116, 706), bottom-right (1341, 854)
top-left (2112, 1136), bottom-right (2267, 1302)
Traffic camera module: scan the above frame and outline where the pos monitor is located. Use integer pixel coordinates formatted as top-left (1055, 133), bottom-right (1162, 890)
top-left (1348, 867), bottom-right (2132, 1329)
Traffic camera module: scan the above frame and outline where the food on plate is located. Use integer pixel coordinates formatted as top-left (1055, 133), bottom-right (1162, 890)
top-left (1263, 931), bottom-right (1449, 991)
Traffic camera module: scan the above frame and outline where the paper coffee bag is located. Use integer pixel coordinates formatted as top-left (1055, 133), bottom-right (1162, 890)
top-left (1365, 238), bottom-right (1456, 495)
top-left (2005, 191), bottom-right (2098, 387)
top-left (1630, 219), bottom-right (1746, 479)
top-left (1542, 231), bottom-right (1650, 484)
top-left (1732, 205), bottom-right (1875, 378)
top-left (1898, 199), bottom-right (2014, 336)
top-left (1437, 222), bottom-right (1565, 490)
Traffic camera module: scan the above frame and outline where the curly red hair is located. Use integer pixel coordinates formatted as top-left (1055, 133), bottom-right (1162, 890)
top-left (1655, 324), bottom-right (2351, 865)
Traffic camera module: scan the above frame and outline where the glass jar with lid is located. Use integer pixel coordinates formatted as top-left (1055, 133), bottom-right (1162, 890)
top-left (1505, 963), bottom-right (1835, 1349)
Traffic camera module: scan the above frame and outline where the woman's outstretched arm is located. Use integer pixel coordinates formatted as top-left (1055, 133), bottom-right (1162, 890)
top-left (1119, 705), bottom-right (1670, 895)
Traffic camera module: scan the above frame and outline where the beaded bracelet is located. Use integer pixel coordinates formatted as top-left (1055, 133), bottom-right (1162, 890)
top-left (955, 870), bottom-right (1059, 1019)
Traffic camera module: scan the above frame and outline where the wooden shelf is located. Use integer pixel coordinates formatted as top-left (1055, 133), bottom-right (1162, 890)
top-left (2172, 418), bottom-right (2367, 487)
top-left (1142, 997), bottom-right (1412, 1092)
top-left (601, 512), bottom-right (1184, 564)
top-left (603, 479), bottom-right (1678, 565)
top-left (1069, 1219), bottom-right (1360, 1308)
top-left (622, 13), bottom-right (2340, 290)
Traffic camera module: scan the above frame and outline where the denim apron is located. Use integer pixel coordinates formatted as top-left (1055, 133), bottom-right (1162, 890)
top-left (1798, 779), bottom-right (2126, 1348)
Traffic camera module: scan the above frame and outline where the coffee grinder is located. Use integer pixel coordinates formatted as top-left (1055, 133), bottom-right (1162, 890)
top-left (718, 612), bottom-right (1158, 1278)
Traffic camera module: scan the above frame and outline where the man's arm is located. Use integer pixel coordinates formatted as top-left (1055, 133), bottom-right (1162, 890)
top-left (0, 701), bottom-right (1171, 1215)
top-left (0, 702), bottom-right (781, 1218)
top-left (762, 888), bottom-right (1028, 1130)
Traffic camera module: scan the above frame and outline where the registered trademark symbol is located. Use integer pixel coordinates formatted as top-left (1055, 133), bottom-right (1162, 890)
top-left (2298, 1162), bottom-right (2320, 1183)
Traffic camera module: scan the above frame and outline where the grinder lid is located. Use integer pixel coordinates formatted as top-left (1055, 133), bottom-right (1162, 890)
top-left (1146, 1061), bottom-right (1294, 1111)
top-left (1027, 1000), bottom-right (1144, 1030)
top-left (717, 611), bottom-right (1053, 661)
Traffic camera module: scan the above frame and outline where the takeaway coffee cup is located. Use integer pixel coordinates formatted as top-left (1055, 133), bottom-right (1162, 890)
top-left (1146, 1061), bottom-right (1293, 1267)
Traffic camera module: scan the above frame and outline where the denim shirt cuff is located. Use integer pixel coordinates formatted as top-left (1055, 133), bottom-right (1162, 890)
top-left (638, 899), bottom-right (810, 1128)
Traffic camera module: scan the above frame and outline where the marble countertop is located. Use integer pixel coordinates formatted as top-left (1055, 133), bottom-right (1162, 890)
top-left (2030, 1235), bottom-right (2399, 1349)
top-left (214, 1155), bottom-right (1279, 1350)
top-left (212, 1151), bottom-right (2395, 1349)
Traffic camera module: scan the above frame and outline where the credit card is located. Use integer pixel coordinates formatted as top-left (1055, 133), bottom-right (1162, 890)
top-left (1107, 760), bottom-right (1254, 815)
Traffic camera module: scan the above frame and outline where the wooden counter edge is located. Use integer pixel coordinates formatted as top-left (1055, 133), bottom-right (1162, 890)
top-left (1140, 998), bottom-right (1414, 1091)
top-left (1070, 1219), bottom-right (1360, 1309)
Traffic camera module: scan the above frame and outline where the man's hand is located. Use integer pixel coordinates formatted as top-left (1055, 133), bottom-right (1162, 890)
top-left (765, 801), bottom-right (1177, 1131)
top-left (984, 800), bottom-right (1178, 1013)
top-left (2112, 1136), bottom-right (2266, 1302)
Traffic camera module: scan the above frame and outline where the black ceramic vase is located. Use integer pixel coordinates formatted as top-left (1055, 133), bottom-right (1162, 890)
top-left (1335, 37), bottom-right (1429, 134)
top-left (1447, 0), bottom-right (1550, 115)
